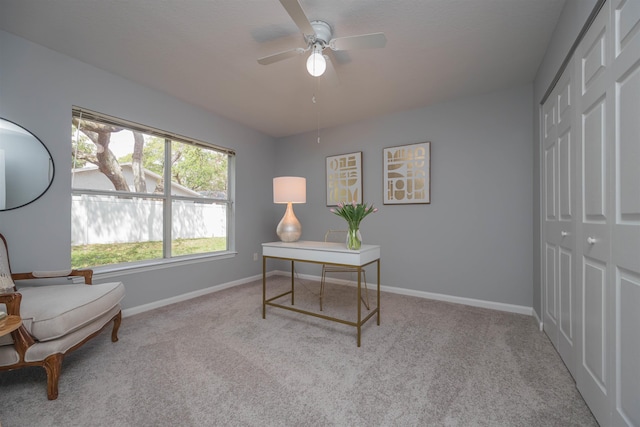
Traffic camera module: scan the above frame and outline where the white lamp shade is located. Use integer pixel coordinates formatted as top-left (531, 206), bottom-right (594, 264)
top-left (306, 51), bottom-right (326, 77)
top-left (273, 176), bottom-right (306, 204)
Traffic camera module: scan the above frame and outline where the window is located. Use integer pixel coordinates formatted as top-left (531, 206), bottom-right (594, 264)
top-left (71, 107), bottom-right (234, 269)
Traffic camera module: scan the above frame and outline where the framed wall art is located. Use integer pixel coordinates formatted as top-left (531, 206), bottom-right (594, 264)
top-left (383, 142), bottom-right (430, 204)
top-left (326, 151), bottom-right (362, 206)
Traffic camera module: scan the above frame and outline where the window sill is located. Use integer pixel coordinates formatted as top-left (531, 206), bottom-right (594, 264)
top-left (88, 251), bottom-right (238, 281)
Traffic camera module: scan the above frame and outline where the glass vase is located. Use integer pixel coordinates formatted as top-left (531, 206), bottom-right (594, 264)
top-left (346, 227), bottom-right (362, 250)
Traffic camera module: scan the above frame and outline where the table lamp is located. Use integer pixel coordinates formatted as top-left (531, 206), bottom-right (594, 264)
top-left (273, 176), bottom-right (306, 242)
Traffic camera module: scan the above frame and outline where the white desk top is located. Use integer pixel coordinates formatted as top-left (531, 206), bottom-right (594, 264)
top-left (262, 241), bottom-right (380, 266)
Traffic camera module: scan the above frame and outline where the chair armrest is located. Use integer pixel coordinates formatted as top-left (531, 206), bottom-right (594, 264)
top-left (31, 269), bottom-right (72, 278)
top-left (11, 269), bottom-right (94, 284)
top-left (0, 291), bottom-right (22, 316)
top-left (0, 291), bottom-right (36, 357)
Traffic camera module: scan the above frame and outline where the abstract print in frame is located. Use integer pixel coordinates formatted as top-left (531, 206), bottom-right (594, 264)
top-left (383, 142), bottom-right (430, 204)
top-left (326, 151), bottom-right (362, 206)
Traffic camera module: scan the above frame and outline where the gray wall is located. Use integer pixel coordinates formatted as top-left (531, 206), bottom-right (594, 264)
top-left (1, 0), bottom-right (600, 314)
top-left (275, 84), bottom-right (534, 307)
top-left (0, 30), bottom-right (277, 310)
top-left (532, 0), bottom-right (599, 317)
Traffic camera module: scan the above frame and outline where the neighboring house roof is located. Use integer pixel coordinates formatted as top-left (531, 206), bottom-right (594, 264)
top-left (72, 163), bottom-right (201, 197)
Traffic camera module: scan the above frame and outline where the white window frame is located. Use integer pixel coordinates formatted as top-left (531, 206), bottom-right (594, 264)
top-left (71, 107), bottom-right (236, 273)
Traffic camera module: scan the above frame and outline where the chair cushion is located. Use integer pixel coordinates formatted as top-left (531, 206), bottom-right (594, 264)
top-left (16, 282), bottom-right (124, 342)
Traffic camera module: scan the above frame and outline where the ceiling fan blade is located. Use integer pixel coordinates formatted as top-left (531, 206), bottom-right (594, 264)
top-left (329, 32), bottom-right (387, 51)
top-left (279, 0), bottom-right (315, 35)
top-left (258, 47), bottom-right (305, 65)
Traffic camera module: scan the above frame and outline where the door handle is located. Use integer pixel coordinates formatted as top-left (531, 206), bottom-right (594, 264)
top-left (561, 231), bottom-right (569, 237)
top-left (587, 237), bottom-right (597, 244)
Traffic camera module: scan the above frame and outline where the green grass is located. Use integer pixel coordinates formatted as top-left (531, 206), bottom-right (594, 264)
top-left (71, 237), bottom-right (227, 269)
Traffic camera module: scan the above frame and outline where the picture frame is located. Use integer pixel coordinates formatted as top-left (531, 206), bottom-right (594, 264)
top-left (383, 142), bottom-right (431, 204)
top-left (326, 151), bottom-right (362, 206)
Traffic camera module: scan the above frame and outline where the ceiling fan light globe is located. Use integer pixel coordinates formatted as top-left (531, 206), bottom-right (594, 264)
top-left (306, 51), bottom-right (326, 77)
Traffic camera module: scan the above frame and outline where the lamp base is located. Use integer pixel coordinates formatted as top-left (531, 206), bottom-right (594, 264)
top-left (277, 202), bottom-right (301, 242)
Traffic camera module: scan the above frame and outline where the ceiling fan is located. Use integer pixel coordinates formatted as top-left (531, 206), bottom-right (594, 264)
top-left (257, 0), bottom-right (387, 77)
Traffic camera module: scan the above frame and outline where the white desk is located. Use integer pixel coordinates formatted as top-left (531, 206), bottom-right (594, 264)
top-left (262, 241), bottom-right (381, 347)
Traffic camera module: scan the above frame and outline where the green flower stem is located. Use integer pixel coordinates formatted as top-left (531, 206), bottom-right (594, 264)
top-left (329, 202), bottom-right (377, 250)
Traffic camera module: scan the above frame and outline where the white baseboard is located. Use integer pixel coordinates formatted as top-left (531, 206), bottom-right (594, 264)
top-left (532, 309), bottom-right (544, 331)
top-left (381, 285), bottom-right (533, 316)
top-left (122, 270), bottom-right (534, 318)
top-left (275, 270), bottom-right (534, 316)
top-left (121, 271), bottom-right (276, 317)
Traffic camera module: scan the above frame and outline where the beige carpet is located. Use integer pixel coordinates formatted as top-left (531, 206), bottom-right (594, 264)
top-left (0, 276), bottom-right (597, 426)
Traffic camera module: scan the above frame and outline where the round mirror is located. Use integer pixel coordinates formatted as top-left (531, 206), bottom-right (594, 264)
top-left (0, 118), bottom-right (55, 211)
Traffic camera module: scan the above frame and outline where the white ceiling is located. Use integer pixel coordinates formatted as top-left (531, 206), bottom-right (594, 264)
top-left (0, 0), bottom-right (565, 138)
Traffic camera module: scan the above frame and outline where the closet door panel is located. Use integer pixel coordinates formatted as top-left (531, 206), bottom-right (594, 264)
top-left (546, 244), bottom-right (558, 325)
top-left (543, 96), bottom-right (560, 343)
top-left (616, 273), bottom-right (640, 426)
top-left (581, 94), bottom-right (610, 265)
top-left (614, 59), bottom-right (640, 274)
top-left (576, 4), bottom-right (611, 425)
top-left (579, 110), bottom-right (611, 422)
top-left (542, 66), bottom-right (576, 376)
top-left (583, 259), bottom-right (607, 388)
top-left (612, 1), bottom-right (640, 423)
top-left (582, 28), bottom-right (607, 93)
top-left (582, 99), bottom-right (607, 223)
top-left (545, 141), bottom-right (557, 222)
top-left (614, 0), bottom-right (640, 57)
top-left (559, 130), bottom-right (573, 220)
top-left (559, 248), bottom-right (573, 344)
top-left (556, 72), bottom-right (576, 372)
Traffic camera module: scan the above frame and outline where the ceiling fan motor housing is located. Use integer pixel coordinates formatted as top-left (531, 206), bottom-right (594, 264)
top-left (257, 1), bottom-right (386, 67)
top-left (309, 20), bottom-right (332, 46)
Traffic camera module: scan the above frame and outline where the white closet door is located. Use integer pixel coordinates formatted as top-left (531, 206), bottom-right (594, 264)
top-left (543, 91), bottom-right (560, 346)
top-left (542, 1), bottom-right (640, 423)
top-left (575, 4), bottom-right (612, 426)
top-left (542, 63), bottom-right (577, 376)
top-left (556, 67), bottom-right (577, 376)
top-left (611, 0), bottom-right (640, 425)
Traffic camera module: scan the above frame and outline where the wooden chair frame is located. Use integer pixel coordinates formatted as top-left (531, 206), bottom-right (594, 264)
top-left (0, 234), bottom-right (122, 400)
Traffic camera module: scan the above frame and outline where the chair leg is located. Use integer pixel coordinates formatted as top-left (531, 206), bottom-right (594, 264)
top-left (111, 311), bottom-right (122, 342)
top-left (43, 353), bottom-right (63, 400)
top-left (320, 266), bottom-right (326, 311)
top-left (361, 270), bottom-right (370, 310)
top-left (322, 268), bottom-right (370, 310)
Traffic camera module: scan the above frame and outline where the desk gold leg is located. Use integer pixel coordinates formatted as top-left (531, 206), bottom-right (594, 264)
top-left (377, 259), bottom-right (381, 325)
top-left (357, 268), bottom-right (362, 347)
top-left (290, 260), bottom-right (295, 305)
top-left (262, 256), bottom-right (266, 319)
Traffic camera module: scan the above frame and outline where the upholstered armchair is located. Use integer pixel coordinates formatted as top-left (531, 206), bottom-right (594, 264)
top-left (0, 234), bottom-right (125, 400)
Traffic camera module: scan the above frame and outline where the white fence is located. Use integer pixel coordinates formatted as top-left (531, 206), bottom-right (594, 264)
top-left (72, 195), bottom-right (226, 245)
